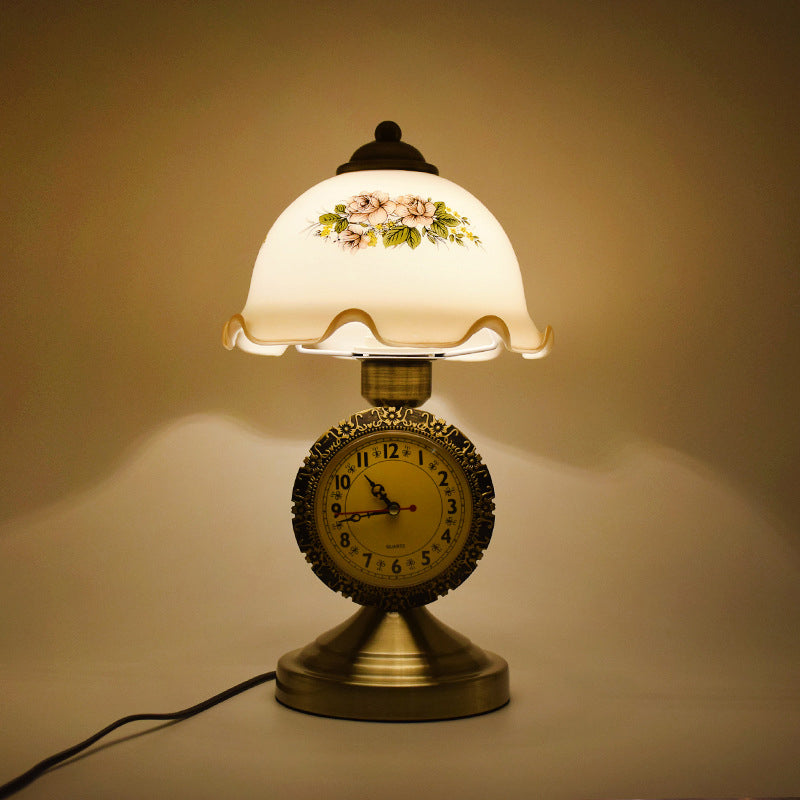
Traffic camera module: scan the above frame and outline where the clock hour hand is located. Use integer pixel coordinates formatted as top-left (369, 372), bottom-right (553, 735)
top-left (364, 474), bottom-right (393, 507)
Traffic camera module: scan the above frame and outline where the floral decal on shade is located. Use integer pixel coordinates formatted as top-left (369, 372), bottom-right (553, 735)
top-left (313, 191), bottom-right (482, 251)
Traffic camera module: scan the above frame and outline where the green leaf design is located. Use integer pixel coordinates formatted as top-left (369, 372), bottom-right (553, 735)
top-left (430, 220), bottom-right (448, 238)
top-left (313, 195), bottom-right (482, 251)
top-left (437, 213), bottom-right (460, 227)
top-left (383, 226), bottom-right (410, 247)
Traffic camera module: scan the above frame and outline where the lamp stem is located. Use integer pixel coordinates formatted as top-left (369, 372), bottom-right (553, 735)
top-left (360, 359), bottom-right (432, 408)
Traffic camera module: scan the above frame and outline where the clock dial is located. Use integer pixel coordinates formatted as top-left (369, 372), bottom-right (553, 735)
top-left (317, 430), bottom-right (470, 588)
top-left (292, 407), bottom-right (495, 610)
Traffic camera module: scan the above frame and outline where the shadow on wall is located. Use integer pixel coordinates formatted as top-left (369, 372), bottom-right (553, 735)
top-left (0, 413), bottom-right (797, 689)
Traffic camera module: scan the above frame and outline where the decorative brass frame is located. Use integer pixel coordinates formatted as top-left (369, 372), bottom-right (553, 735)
top-left (291, 406), bottom-right (495, 611)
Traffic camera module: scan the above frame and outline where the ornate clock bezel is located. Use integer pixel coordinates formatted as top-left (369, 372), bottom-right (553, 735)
top-left (291, 406), bottom-right (496, 611)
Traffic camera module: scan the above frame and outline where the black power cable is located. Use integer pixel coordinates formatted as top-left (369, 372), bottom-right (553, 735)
top-left (0, 670), bottom-right (277, 798)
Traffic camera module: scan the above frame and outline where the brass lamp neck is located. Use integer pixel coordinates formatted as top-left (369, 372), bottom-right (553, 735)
top-left (360, 359), bottom-right (432, 408)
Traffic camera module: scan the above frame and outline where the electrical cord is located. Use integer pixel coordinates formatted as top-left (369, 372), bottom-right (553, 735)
top-left (0, 669), bottom-right (277, 799)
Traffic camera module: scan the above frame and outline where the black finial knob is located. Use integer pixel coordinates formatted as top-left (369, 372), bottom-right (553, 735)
top-left (374, 120), bottom-right (402, 142)
top-left (336, 121), bottom-right (438, 175)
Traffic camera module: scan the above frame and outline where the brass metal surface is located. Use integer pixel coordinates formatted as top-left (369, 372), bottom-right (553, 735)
top-left (360, 359), bottom-right (432, 407)
top-left (275, 605), bottom-right (509, 721)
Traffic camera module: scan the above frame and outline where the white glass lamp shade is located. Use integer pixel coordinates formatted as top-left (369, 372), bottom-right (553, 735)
top-left (223, 134), bottom-right (552, 361)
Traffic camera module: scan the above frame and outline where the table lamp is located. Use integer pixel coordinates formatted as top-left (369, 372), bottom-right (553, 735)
top-left (223, 121), bottom-right (552, 721)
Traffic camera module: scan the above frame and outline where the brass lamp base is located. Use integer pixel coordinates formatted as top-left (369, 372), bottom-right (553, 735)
top-left (275, 606), bottom-right (509, 721)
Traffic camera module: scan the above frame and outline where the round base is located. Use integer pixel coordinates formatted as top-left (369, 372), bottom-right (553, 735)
top-left (275, 606), bottom-right (509, 721)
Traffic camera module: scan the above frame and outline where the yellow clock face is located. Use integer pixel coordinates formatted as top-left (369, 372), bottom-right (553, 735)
top-left (292, 407), bottom-right (495, 610)
top-left (317, 430), bottom-right (470, 588)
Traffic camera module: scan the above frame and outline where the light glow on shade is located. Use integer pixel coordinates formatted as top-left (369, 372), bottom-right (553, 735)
top-left (223, 170), bottom-right (552, 361)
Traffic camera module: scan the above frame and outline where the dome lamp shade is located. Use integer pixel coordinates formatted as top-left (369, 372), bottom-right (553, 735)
top-left (223, 122), bottom-right (552, 361)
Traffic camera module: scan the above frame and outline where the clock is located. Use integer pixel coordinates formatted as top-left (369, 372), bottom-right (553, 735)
top-left (275, 360), bottom-right (509, 722)
top-left (291, 405), bottom-right (495, 611)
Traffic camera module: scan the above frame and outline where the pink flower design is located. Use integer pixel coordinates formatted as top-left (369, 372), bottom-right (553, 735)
top-left (338, 225), bottom-right (370, 251)
top-left (345, 192), bottom-right (397, 227)
top-left (313, 192), bottom-right (480, 250)
top-left (394, 195), bottom-right (436, 228)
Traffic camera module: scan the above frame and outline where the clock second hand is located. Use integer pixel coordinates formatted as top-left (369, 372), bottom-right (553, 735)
top-left (335, 504), bottom-right (417, 523)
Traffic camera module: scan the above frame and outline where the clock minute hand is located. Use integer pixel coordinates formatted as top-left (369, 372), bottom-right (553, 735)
top-left (336, 504), bottom-right (417, 523)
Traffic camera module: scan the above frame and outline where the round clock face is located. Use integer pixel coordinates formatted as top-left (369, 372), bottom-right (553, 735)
top-left (292, 407), bottom-right (495, 610)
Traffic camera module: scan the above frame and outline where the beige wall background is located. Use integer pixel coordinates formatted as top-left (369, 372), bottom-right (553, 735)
top-left (1, 2), bottom-right (798, 797)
